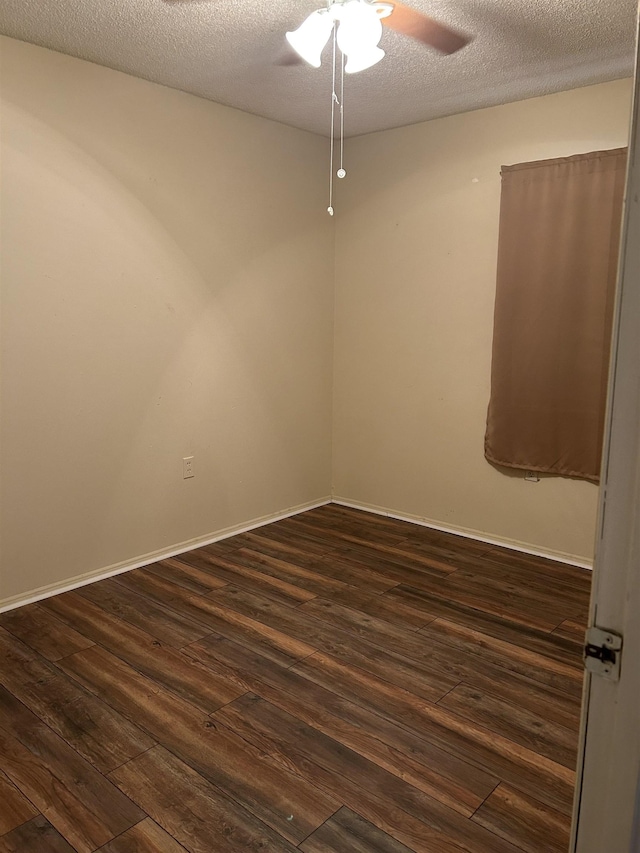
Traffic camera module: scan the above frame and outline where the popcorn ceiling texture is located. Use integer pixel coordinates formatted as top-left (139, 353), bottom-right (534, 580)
top-left (0, 0), bottom-right (635, 136)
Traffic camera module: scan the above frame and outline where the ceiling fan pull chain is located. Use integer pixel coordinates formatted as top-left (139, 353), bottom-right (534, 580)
top-left (337, 48), bottom-right (346, 180)
top-left (328, 24), bottom-right (337, 216)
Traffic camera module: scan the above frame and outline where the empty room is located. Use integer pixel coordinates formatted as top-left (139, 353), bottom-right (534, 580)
top-left (1, 1), bottom-right (639, 852)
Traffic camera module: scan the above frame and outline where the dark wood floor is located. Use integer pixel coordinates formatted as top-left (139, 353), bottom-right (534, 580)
top-left (0, 504), bottom-right (591, 853)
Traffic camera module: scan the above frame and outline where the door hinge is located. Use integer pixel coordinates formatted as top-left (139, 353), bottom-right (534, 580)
top-left (584, 627), bottom-right (623, 681)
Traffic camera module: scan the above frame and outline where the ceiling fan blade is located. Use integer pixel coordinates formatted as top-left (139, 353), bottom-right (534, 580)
top-left (382, 2), bottom-right (471, 54)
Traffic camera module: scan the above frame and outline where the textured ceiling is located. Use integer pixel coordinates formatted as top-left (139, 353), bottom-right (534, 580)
top-left (0, 0), bottom-right (636, 136)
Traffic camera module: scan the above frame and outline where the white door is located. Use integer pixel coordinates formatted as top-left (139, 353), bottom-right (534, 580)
top-left (572, 11), bottom-right (640, 852)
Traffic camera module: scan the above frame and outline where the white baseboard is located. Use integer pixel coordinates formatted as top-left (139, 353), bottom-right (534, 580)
top-left (331, 497), bottom-right (594, 570)
top-left (1, 491), bottom-right (591, 613)
top-left (0, 496), bottom-right (332, 613)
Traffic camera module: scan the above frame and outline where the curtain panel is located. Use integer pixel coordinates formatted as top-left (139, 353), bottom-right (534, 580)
top-left (485, 148), bottom-right (627, 482)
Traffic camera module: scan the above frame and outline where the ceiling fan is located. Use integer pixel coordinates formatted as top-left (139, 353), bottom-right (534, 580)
top-left (159, 0), bottom-right (471, 210)
top-left (285, 0), bottom-right (471, 72)
top-left (283, 2), bottom-right (471, 214)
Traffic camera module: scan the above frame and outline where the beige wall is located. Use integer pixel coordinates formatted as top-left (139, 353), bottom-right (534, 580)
top-left (333, 79), bottom-right (633, 564)
top-left (0, 37), bottom-right (631, 607)
top-left (0, 37), bottom-right (334, 606)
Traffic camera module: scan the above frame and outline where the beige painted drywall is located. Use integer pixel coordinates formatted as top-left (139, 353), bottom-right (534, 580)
top-left (0, 37), bottom-right (334, 606)
top-left (333, 79), bottom-right (633, 564)
top-left (0, 38), bottom-right (631, 606)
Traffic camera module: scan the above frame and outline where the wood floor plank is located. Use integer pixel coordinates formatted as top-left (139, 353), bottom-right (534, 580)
top-left (191, 633), bottom-right (497, 817)
top-left (58, 645), bottom-right (340, 844)
top-left (437, 683), bottom-right (578, 770)
top-left (386, 536), bottom-right (492, 566)
top-left (366, 626), bottom-right (581, 730)
top-left (4, 673), bottom-right (155, 774)
top-left (300, 807), bottom-right (415, 853)
top-left (115, 570), bottom-right (318, 666)
top-left (0, 686), bottom-right (143, 853)
top-left (322, 585), bottom-right (435, 630)
top-left (386, 528), bottom-right (490, 559)
top-left (0, 770), bottom-right (38, 836)
top-left (312, 522), bottom-right (475, 577)
top-left (553, 618), bottom-right (587, 643)
top-left (298, 598), bottom-right (432, 650)
top-left (76, 577), bottom-right (211, 649)
top-left (0, 626), bottom-right (59, 688)
top-left (453, 559), bottom-right (591, 611)
top-left (0, 632), bottom-right (153, 778)
top-left (95, 818), bottom-right (189, 852)
top-left (387, 584), bottom-right (581, 660)
top-left (283, 517), bottom-right (418, 553)
top-left (179, 549), bottom-right (318, 606)
top-left (113, 568), bottom-right (194, 607)
top-left (109, 746), bottom-right (301, 853)
top-left (229, 531), bottom-right (346, 568)
top-left (199, 538), bottom-right (245, 556)
top-left (231, 531), bottom-right (401, 593)
top-left (217, 694), bottom-right (521, 853)
top-left (208, 586), bottom-right (458, 703)
top-left (292, 651), bottom-right (576, 815)
top-left (317, 539), bottom-right (462, 588)
top-left (206, 546), bottom-right (359, 600)
top-left (472, 783), bottom-right (571, 853)
top-left (284, 509), bottom-right (581, 603)
top-left (0, 604), bottom-right (95, 662)
top-left (290, 515), bottom-right (471, 580)
top-left (0, 816), bottom-right (76, 853)
top-left (421, 617), bottom-right (583, 684)
top-left (145, 556), bottom-right (229, 595)
top-left (252, 523), bottom-right (340, 556)
top-left (419, 556), bottom-right (589, 631)
top-left (40, 591), bottom-right (242, 714)
top-left (311, 554), bottom-right (400, 593)
top-left (0, 505), bottom-right (586, 852)
top-left (348, 540), bottom-right (462, 577)
top-left (417, 619), bottom-right (583, 729)
top-left (389, 575), bottom-right (568, 634)
top-left (205, 540), bottom-right (398, 592)
top-left (291, 509), bottom-right (413, 547)
top-left (317, 505), bottom-right (494, 556)
top-left (481, 546), bottom-right (592, 587)
top-left (212, 586), bottom-right (580, 723)
top-left (302, 510), bottom-right (474, 558)
top-left (340, 540), bottom-right (472, 581)
top-left (441, 569), bottom-right (583, 627)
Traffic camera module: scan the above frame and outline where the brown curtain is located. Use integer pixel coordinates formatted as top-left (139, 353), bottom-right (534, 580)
top-left (485, 148), bottom-right (627, 482)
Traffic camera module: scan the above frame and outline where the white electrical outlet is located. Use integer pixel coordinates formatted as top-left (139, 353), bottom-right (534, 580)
top-left (524, 471), bottom-right (540, 482)
top-left (183, 456), bottom-right (194, 479)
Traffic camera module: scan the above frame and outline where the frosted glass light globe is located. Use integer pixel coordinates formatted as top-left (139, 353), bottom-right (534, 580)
top-left (336, 1), bottom-right (385, 74)
top-left (286, 10), bottom-right (334, 68)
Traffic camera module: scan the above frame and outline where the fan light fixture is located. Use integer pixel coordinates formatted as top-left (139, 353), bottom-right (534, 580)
top-left (285, 1), bottom-right (394, 216)
top-left (285, 1), bottom-right (470, 215)
top-left (286, 1), bottom-right (392, 74)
